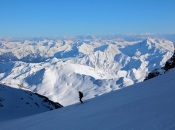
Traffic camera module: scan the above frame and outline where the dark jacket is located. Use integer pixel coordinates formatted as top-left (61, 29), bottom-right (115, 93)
top-left (79, 91), bottom-right (83, 98)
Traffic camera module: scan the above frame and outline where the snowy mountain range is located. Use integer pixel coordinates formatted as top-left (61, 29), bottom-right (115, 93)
top-left (0, 34), bottom-right (174, 62)
top-left (0, 34), bottom-right (175, 123)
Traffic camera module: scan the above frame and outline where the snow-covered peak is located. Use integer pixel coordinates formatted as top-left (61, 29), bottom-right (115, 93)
top-left (145, 38), bottom-right (174, 51)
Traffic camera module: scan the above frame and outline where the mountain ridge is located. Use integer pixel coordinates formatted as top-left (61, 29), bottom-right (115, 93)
top-left (0, 37), bottom-right (174, 62)
top-left (0, 83), bottom-right (63, 122)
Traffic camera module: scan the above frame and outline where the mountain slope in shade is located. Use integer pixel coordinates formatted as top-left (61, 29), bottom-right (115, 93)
top-left (0, 68), bottom-right (175, 129)
top-left (0, 84), bottom-right (63, 122)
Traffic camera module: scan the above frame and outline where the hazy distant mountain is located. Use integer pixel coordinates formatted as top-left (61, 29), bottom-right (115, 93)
top-left (0, 34), bottom-right (174, 62)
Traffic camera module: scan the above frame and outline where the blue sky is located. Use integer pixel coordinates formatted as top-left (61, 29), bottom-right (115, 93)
top-left (0, 0), bottom-right (175, 37)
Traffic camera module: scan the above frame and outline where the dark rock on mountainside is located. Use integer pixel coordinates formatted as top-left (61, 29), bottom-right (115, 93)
top-left (0, 84), bottom-right (63, 110)
top-left (35, 92), bottom-right (63, 109)
top-left (164, 52), bottom-right (175, 71)
top-left (144, 49), bottom-right (175, 80)
top-left (0, 84), bottom-right (63, 122)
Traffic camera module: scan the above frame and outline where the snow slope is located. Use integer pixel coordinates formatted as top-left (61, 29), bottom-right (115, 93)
top-left (0, 68), bottom-right (175, 130)
top-left (0, 37), bottom-right (174, 106)
top-left (0, 83), bottom-right (63, 122)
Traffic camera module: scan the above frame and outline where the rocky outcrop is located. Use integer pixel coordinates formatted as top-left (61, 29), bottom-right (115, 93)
top-left (0, 84), bottom-right (63, 110)
top-left (144, 48), bottom-right (175, 80)
top-left (164, 51), bottom-right (175, 71)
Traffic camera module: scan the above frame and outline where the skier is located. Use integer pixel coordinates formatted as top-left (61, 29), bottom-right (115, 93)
top-left (78, 91), bottom-right (83, 104)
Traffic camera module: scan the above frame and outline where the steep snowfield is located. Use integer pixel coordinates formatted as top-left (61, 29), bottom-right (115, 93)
top-left (0, 68), bottom-right (175, 130)
top-left (0, 83), bottom-right (63, 122)
top-left (0, 38), bottom-right (174, 106)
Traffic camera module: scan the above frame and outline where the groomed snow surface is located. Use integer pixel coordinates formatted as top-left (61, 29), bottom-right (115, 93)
top-left (0, 68), bottom-right (175, 130)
